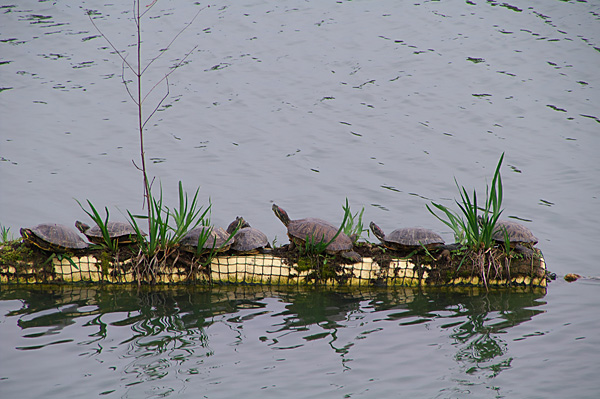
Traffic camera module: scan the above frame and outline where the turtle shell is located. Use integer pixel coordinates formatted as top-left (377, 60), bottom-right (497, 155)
top-left (21, 223), bottom-right (89, 252)
top-left (231, 227), bottom-right (269, 253)
top-left (371, 222), bottom-right (444, 250)
top-left (272, 204), bottom-right (361, 262)
top-left (180, 226), bottom-right (231, 253)
top-left (492, 220), bottom-right (538, 245)
top-left (287, 218), bottom-right (351, 250)
top-left (227, 217), bottom-right (269, 253)
top-left (75, 221), bottom-right (139, 244)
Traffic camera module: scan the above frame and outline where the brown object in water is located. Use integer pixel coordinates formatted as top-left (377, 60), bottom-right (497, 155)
top-left (564, 273), bottom-right (581, 282)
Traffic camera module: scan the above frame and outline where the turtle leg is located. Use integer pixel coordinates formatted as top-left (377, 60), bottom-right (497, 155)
top-left (288, 235), bottom-right (297, 251)
top-left (342, 250), bottom-right (362, 263)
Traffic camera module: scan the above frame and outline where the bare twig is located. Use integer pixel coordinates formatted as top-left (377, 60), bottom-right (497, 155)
top-left (142, 76), bottom-right (170, 131)
top-left (121, 57), bottom-right (138, 105)
top-left (87, 11), bottom-right (136, 74)
top-left (140, 0), bottom-right (158, 19)
top-left (89, 1), bottom-right (204, 280)
top-left (142, 5), bottom-right (207, 75)
top-left (142, 44), bottom-right (198, 105)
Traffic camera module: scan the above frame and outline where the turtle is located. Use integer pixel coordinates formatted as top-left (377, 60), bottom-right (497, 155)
top-left (75, 220), bottom-right (140, 245)
top-left (370, 222), bottom-right (445, 251)
top-left (492, 220), bottom-right (538, 247)
top-left (226, 216), bottom-right (270, 254)
top-left (180, 226), bottom-right (232, 254)
top-left (272, 204), bottom-right (361, 262)
top-left (20, 223), bottom-right (90, 252)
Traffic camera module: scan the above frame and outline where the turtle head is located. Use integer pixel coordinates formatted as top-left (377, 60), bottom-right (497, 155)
top-left (272, 204), bottom-right (290, 226)
top-left (20, 227), bottom-right (42, 249)
top-left (369, 221), bottom-right (386, 242)
top-left (227, 216), bottom-right (250, 234)
top-left (75, 220), bottom-right (90, 234)
top-left (20, 227), bottom-right (33, 241)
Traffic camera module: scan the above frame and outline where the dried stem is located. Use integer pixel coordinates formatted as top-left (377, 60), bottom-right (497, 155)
top-left (87, 1), bottom-right (205, 236)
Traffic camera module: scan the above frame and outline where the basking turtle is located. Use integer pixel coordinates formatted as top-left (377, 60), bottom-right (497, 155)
top-left (21, 223), bottom-right (89, 252)
top-left (180, 226), bottom-right (231, 254)
top-left (272, 204), bottom-right (361, 262)
top-left (226, 216), bottom-right (269, 254)
top-left (75, 220), bottom-right (140, 245)
top-left (492, 220), bottom-right (538, 247)
top-left (370, 222), bottom-right (445, 251)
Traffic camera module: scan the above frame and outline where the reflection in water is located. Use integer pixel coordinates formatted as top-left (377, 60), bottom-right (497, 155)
top-left (0, 285), bottom-right (546, 395)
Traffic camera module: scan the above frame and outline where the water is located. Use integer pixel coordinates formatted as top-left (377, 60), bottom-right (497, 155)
top-left (1, 0), bottom-right (599, 397)
top-left (1, 283), bottom-right (599, 399)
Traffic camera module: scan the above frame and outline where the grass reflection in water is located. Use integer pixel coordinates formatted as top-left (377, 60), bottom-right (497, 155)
top-left (1, 285), bottom-right (546, 396)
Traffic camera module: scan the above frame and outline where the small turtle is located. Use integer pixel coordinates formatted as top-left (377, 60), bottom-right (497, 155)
top-left (226, 216), bottom-right (269, 254)
top-left (272, 204), bottom-right (361, 262)
top-left (370, 222), bottom-right (445, 251)
top-left (492, 220), bottom-right (538, 247)
top-left (21, 223), bottom-right (89, 252)
top-left (180, 226), bottom-right (232, 254)
top-left (75, 220), bottom-right (140, 245)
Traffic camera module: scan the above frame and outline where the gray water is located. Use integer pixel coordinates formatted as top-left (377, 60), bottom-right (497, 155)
top-left (1, 283), bottom-right (599, 399)
top-left (1, 0), bottom-right (599, 398)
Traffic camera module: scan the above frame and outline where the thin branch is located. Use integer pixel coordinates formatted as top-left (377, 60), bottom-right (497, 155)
top-left (121, 57), bottom-right (138, 105)
top-left (141, 5), bottom-right (207, 76)
top-left (140, 0), bottom-right (159, 19)
top-left (142, 75), bottom-right (170, 130)
top-left (87, 10), bottom-right (136, 75)
top-left (142, 44), bottom-right (198, 105)
top-left (132, 159), bottom-right (142, 171)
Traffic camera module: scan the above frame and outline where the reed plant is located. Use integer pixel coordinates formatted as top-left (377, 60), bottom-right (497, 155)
top-left (195, 226), bottom-right (238, 261)
top-left (76, 180), bottom-right (213, 282)
top-left (87, 2), bottom-right (206, 279)
top-left (169, 181), bottom-right (211, 243)
top-left (1, 224), bottom-right (12, 244)
top-left (189, 226), bottom-right (216, 258)
top-left (126, 181), bottom-right (213, 278)
top-left (88, 2), bottom-right (203, 238)
top-left (341, 201), bottom-right (366, 243)
top-left (426, 153), bottom-right (506, 289)
top-left (427, 153), bottom-right (504, 250)
top-left (75, 199), bottom-right (120, 252)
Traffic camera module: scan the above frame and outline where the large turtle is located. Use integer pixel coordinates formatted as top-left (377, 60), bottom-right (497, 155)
top-left (492, 220), bottom-right (538, 247)
top-left (75, 220), bottom-right (140, 245)
top-left (21, 223), bottom-right (89, 252)
top-left (226, 217), bottom-right (270, 254)
top-left (370, 222), bottom-right (445, 251)
top-left (180, 226), bottom-right (232, 254)
top-left (272, 204), bottom-right (361, 262)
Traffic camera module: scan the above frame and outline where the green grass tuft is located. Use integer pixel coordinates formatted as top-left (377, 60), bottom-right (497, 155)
top-left (427, 153), bottom-right (505, 250)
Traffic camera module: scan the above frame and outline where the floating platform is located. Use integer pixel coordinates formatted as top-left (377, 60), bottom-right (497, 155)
top-left (0, 251), bottom-right (547, 288)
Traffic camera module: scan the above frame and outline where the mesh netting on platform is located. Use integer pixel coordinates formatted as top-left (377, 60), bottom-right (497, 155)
top-left (1, 253), bottom-right (547, 287)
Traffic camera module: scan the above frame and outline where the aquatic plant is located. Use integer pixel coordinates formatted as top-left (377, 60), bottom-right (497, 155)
top-left (169, 181), bottom-right (212, 243)
top-left (86, 2), bottom-right (209, 280)
top-left (75, 199), bottom-right (120, 252)
top-left (427, 153), bottom-right (504, 250)
top-left (1, 224), bottom-right (12, 244)
top-left (188, 226), bottom-right (217, 258)
top-left (87, 2), bottom-right (203, 234)
top-left (427, 153), bottom-right (506, 288)
top-left (125, 181), bottom-right (214, 281)
top-left (341, 201), bottom-right (366, 243)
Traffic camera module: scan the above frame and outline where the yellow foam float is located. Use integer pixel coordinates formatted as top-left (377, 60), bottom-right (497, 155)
top-left (1, 252), bottom-right (547, 287)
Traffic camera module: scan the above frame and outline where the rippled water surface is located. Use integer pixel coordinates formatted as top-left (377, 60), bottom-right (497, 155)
top-left (1, 283), bottom-right (599, 399)
top-left (1, 0), bottom-right (599, 397)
